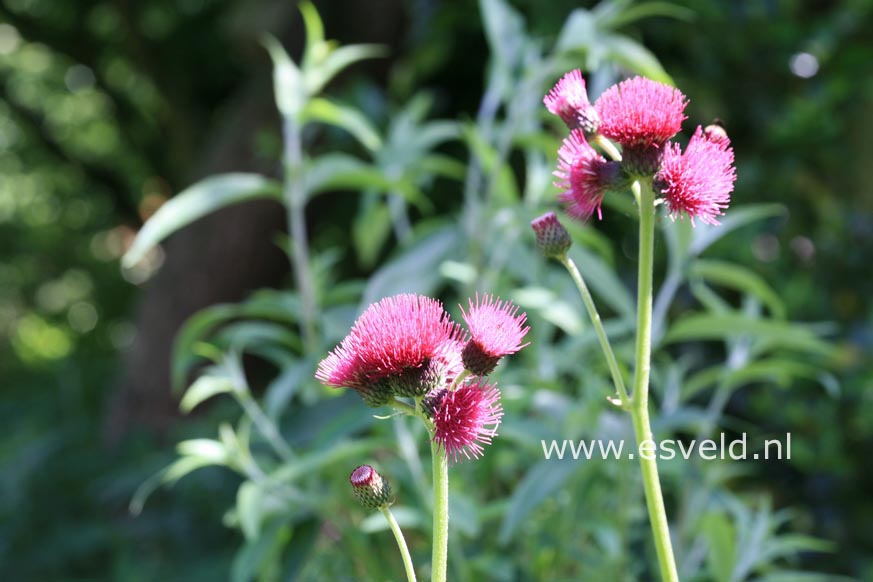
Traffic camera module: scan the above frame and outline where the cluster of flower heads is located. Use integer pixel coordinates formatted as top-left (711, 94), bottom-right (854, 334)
top-left (317, 293), bottom-right (529, 462)
top-left (544, 71), bottom-right (736, 225)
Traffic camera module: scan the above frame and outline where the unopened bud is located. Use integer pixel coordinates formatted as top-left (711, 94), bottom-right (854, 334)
top-left (531, 212), bottom-right (572, 259)
top-left (703, 120), bottom-right (730, 145)
top-left (349, 465), bottom-right (393, 509)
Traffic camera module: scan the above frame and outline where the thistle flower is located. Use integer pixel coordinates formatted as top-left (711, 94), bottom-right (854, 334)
top-left (349, 465), bottom-right (394, 509)
top-left (543, 69), bottom-right (600, 133)
top-left (316, 294), bottom-right (463, 406)
top-left (554, 129), bottom-right (623, 221)
top-left (431, 380), bottom-right (503, 462)
top-left (459, 294), bottom-right (529, 375)
top-left (594, 76), bottom-right (688, 149)
top-left (655, 125), bottom-right (736, 225)
top-left (531, 211), bottom-right (572, 259)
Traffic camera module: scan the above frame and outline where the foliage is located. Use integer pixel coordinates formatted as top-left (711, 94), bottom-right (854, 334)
top-left (1, 0), bottom-right (870, 580)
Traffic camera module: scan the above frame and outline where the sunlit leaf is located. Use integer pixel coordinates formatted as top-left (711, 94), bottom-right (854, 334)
top-left (179, 373), bottom-right (235, 413)
top-left (302, 98), bottom-right (382, 151)
top-left (123, 174), bottom-right (281, 268)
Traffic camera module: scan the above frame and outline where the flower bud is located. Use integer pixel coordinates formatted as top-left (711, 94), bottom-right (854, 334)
top-left (531, 212), bottom-right (571, 259)
top-left (349, 465), bottom-right (393, 509)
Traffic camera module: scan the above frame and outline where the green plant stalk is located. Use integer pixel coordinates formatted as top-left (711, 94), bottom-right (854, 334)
top-left (630, 180), bottom-right (679, 582)
top-left (283, 117), bottom-right (318, 354)
top-left (560, 255), bottom-right (630, 408)
top-left (226, 357), bottom-right (295, 463)
top-left (381, 506), bottom-right (417, 582)
top-left (430, 437), bottom-right (449, 582)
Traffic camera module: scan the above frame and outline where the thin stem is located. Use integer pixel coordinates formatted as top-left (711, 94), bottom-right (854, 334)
top-left (226, 357), bottom-right (294, 463)
top-left (381, 506), bottom-right (417, 582)
top-left (448, 369), bottom-right (471, 392)
top-left (283, 117), bottom-right (318, 354)
top-left (430, 438), bottom-right (449, 582)
top-left (560, 255), bottom-right (630, 408)
top-left (594, 134), bottom-right (622, 162)
top-left (235, 390), bottom-right (295, 464)
top-left (630, 180), bottom-right (679, 582)
top-left (389, 397), bottom-right (418, 416)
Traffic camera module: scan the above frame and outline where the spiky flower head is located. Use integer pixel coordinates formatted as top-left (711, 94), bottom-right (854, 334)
top-left (349, 465), bottom-right (394, 509)
top-left (594, 76), bottom-right (688, 149)
top-left (431, 380), bottom-right (503, 462)
top-left (315, 294), bottom-right (463, 406)
top-left (655, 125), bottom-right (737, 226)
top-left (531, 211), bottom-right (572, 259)
top-left (554, 129), bottom-right (624, 221)
top-left (390, 339), bottom-right (466, 398)
top-left (460, 294), bottom-right (529, 375)
top-left (543, 69), bottom-right (601, 133)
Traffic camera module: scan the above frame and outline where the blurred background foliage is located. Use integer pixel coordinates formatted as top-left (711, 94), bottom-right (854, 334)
top-left (0, 0), bottom-right (871, 580)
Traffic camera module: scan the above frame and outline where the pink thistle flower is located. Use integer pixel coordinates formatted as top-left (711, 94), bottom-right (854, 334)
top-left (459, 293), bottom-right (529, 375)
top-left (316, 294), bottom-right (463, 405)
top-left (431, 380), bottom-right (503, 462)
top-left (655, 125), bottom-right (737, 226)
top-left (554, 129), bottom-right (623, 221)
top-left (594, 76), bottom-right (688, 148)
top-left (544, 69), bottom-right (600, 133)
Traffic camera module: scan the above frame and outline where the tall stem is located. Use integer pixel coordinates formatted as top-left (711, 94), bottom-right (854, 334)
top-left (630, 180), bottom-right (678, 582)
top-left (381, 506), bottom-right (417, 582)
top-left (430, 438), bottom-right (449, 582)
top-left (283, 118), bottom-right (317, 353)
top-left (560, 256), bottom-right (630, 408)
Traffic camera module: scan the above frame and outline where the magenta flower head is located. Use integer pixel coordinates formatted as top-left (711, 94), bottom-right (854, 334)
top-left (316, 294), bottom-right (463, 406)
top-left (544, 69), bottom-right (600, 134)
top-left (531, 211), bottom-right (572, 259)
top-left (655, 125), bottom-right (737, 225)
top-left (431, 380), bottom-right (503, 462)
top-left (349, 464), bottom-right (393, 509)
top-left (459, 293), bottom-right (529, 375)
top-left (595, 76), bottom-right (687, 148)
top-left (554, 129), bottom-right (624, 221)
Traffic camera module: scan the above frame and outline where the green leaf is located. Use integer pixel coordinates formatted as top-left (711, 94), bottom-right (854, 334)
top-left (123, 174), bottom-right (281, 267)
top-left (556, 9), bottom-right (598, 53)
top-left (511, 286), bottom-right (585, 335)
top-left (176, 438), bottom-right (229, 464)
top-left (701, 511), bottom-right (736, 582)
top-left (353, 200), bottom-right (392, 268)
top-left (304, 154), bottom-right (427, 209)
top-left (691, 260), bottom-right (786, 319)
top-left (479, 0), bottom-right (525, 68)
top-left (361, 226), bottom-right (458, 307)
top-left (302, 98), bottom-right (382, 151)
top-left (298, 1), bottom-right (324, 63)
top-left (683, 358), bottom-right (825, 399)
top-left (595, 1), bottom-right (695, 30)
top-left (569, 246), bottom-right (636, 321)
top-left (690, 204), bottom-right (785, 256)
top-left (498, 459), bottom-right (580, 545)
top-left (599, 33), bottom-right (673, 84)
top-left (237, 481), bottom-right (263, 541)
top-left (263, 35), bottom-right (306, 118)
top-left (304, 44), bottom-right (387, 95)
top-left (179, 373), bottom-right (235, 413)
top-left (663, 313), bottom-right (833, 355)
top-left (360, 506), bottom-right (425, 533)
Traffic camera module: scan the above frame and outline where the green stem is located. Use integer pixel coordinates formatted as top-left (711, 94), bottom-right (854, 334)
top-left (430, 438), bottom-right (449, 582)
top-left (560, 255), bottom-right (630, 408)
top-left (630, 180), bottom-right (678, 582)
top-left (389, 397), bottom-right (418, 416)
top-left (226, 357), bottom-right (294, 463)
top-left (283, 117), bottom-right (318, 354)
top-left (594, 134), bottom-right (622, 162)
top-left (381, 506), bottom-right (417, 582)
